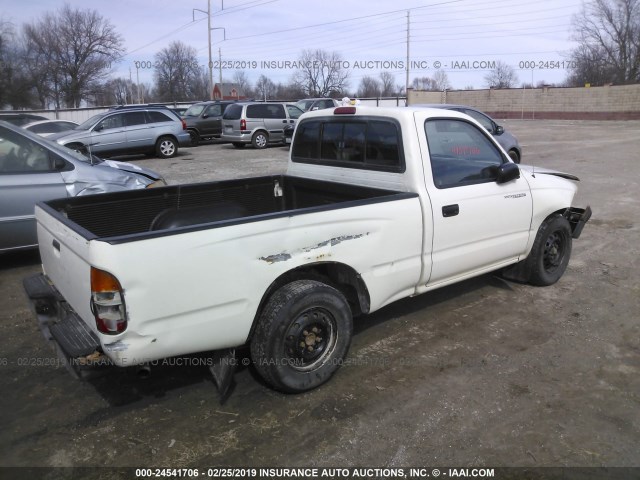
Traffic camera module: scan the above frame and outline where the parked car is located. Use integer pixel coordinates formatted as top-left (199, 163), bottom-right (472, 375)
top-left (0, 113), bottom-right (48, 126)
top-left (22, 119), bottom-right (79, 137)
top-left (412, 104), bottom-right (522, 163)
top-left (295, 98), bottom-right (339, 112)
top-left (48, 106), bottom-right (191, 159)
top-left (221, 102), bottom-right (305, 149)
top-left (0, 121), bottom-right (166, 253)
top-left (183, 100), bottom-right (237, 146)
top-left (170, 107), bottom-right (189, 117)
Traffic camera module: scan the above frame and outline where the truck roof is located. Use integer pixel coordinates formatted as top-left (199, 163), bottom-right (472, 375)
top-left (300, 105), bottom-right (472, 122)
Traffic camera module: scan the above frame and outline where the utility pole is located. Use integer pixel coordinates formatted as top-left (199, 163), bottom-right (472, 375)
top-left (405, 10), bottom-right (410, 95)
top-left (193, 1), bottom-right (225, 101)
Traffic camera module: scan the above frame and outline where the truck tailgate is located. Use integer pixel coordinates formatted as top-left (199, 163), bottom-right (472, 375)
top-left (35, 204), bottom-right (95, 332)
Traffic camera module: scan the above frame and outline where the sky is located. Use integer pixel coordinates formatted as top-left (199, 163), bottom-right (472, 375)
top-left (1, 0), bottom-right (583, 93)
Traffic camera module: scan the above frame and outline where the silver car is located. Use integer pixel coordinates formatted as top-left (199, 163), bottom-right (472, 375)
top-left (49, 106), bottom-right (191, 159)
top-left (0, 121), bottom-right (166, 253)
top-left (413, 104), bottom-right (522, 163)
top-left (221, 102), bottom-right (305, 149)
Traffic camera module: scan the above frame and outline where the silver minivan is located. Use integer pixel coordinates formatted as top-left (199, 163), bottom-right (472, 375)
top-left (221, 103), bottom-right (304, 149)
top-left (0, 121), bottom-right (165, 252)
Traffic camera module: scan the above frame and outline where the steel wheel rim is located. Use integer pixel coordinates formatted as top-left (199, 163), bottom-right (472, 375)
top-left (284, 307), bottom-right (337, 372)
top-left (543, 231), bottom-right (566, 273)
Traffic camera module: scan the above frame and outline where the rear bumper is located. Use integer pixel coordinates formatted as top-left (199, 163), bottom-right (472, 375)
top-left (221, 132), bottom-right (251, 143)
top-left (23, 273), bottom-right (110, 375)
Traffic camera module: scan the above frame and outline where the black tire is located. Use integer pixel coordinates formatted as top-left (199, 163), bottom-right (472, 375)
top-left (232, 142), bottom-right (246, 149)
top-left (155, 136), bottom-right (178, 158)
top-left (250, 280), bottom-right (353, 393)
top-left (188, 130), bottom-right (200, 147)
top-left (508, 149), bottom-right (521, 164)
top-left (525, 214), bottom-right (572, 286)
top-left (251, 131), bottom-right (268, 149)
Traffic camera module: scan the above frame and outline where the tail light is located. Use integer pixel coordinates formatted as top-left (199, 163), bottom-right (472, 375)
top-left (181, 119), bottom-right (187, 130)
top-left (91, 267), bottom-right (127, 335)
top-left (240, 119), bottom-right (247, 131)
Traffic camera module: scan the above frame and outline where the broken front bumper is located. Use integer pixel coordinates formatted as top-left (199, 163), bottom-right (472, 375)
top-left (565, 205), bottom-right (592, 239)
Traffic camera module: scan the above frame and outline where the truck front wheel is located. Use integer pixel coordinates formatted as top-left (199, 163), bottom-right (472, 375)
top-left (250, 280), bottom-right (353, 393)
top-left (525, 214), bottom-right (572, 286)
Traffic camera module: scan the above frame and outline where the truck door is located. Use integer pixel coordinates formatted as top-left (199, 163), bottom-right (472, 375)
top-left (416, 113), bottom-right (532, 286)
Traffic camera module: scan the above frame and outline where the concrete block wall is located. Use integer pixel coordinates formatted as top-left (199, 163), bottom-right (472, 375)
top-left (407, 84), bottom-right (640, 120)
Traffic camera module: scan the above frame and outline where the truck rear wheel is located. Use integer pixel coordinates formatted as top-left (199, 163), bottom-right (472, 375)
top-left (250, 280), bottom-right (353, 393)
top-left (525, 214), bottom-right (572, 286)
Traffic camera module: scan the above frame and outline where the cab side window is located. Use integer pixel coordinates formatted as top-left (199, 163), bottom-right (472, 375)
top-left (425, 119), bottom-right (504, 189)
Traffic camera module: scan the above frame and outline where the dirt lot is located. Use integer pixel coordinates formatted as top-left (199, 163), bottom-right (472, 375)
top-left (1, 120), bottom-right (639, 471)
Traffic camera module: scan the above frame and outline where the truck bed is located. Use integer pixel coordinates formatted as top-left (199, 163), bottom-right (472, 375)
top-left (41, 175), bottom-right (414, 243)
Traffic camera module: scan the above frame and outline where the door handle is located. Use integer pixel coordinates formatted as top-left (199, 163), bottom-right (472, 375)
top-left (442, 204), bottom-right (459, 217)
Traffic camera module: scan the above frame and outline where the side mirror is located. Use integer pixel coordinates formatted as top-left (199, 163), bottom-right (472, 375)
top-left (93, 124), bottom-right (103, 132)
top-left (311, 106), bottom-right (319, 111)
top-left (496, 162), bottom-right (520, 184)
top-left (495, 125), bottom-right (504, 135)
top-left (202, 114), bottom-right (209, 119)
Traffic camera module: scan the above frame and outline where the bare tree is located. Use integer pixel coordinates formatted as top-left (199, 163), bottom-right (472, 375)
top-left (379, 71), bottom-right (397, 96)
top-left (255, 75), bottom-right (276, 101)
top-left (232, 70), bottom-right (253, 98)
top-left (23, 5), bottom-right (123, 107)
top-left (568, 0), bottom-right (640, 85)
top-left (484, 61), bottom-right (518, 88)
top-left (357, 76), bottom-right (381, 97)
top-left (293, 49), bottom-right (349, 97)
top-left (412, 76), bottom-right (438, 90)
top-left (154, 41), bottom-right (201, 102)
top-left (432, 70), bottom-right (451, 91)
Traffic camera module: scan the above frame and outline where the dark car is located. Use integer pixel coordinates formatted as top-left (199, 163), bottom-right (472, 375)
top-left (183, 101), bottom-right (237, 145)
top-left (0, 113), bottom-right (48, 126)
top-left (412, 104), bottom-right (522, 163)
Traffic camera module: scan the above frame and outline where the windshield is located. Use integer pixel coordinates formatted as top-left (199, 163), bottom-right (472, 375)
top-left (184, 105), bottom-right (205, 117)
top-left (76, 114), bottom-right (104, 130)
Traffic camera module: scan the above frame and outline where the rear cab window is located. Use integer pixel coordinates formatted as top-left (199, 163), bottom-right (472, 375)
top-left (292, 117), bottom-right (405, 172)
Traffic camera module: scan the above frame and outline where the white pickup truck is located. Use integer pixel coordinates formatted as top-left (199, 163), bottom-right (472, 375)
top-left (24, 106), bottom-right (591, 396)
